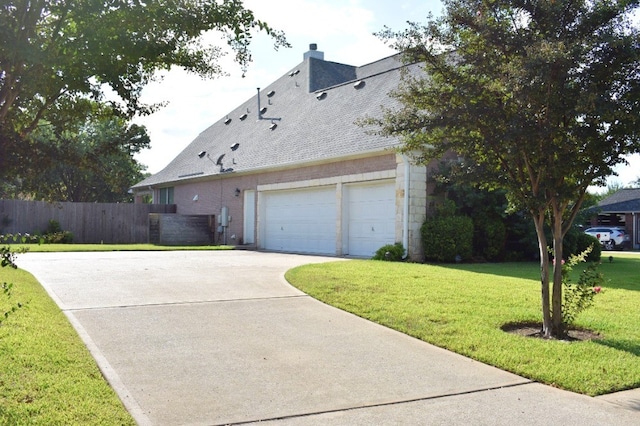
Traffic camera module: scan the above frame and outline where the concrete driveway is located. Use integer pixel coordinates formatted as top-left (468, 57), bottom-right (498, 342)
top-left (18, 250), bottom-right (639, 425)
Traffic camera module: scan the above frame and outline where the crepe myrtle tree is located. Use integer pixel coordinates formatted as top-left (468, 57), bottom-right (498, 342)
top-left (368, 0), bottom-right (640, 338)
top-left (0, 0), bottom-right (288, 177)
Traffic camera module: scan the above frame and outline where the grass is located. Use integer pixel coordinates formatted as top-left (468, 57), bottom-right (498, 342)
top-left (6, 243), bottom-right (234, 252)
top-left (0, 266), bottom-right (135, 425)
top-left (286, 253), bottom-right (640, 396)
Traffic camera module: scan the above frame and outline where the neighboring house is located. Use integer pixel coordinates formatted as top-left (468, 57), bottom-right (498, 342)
top-left (132, 44), bottom-right (446, 260)
top-left (588, 188), bottom-right (640, 249)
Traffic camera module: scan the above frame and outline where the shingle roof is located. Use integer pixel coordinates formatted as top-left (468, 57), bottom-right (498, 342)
top-left (307, 58), bottom-right (356, 92)
top-left (132, 54), bottom-right (408, 189)
top-left (597, 188), bottom-right (640, 213)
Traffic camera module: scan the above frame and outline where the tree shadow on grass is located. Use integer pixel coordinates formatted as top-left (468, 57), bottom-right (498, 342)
top-left (438, 255), bottom-right (640, 292)
top-left (594, 338), bottom-right (640, 357)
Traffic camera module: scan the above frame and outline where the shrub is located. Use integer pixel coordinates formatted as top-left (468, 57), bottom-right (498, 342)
top-left (0, 220), bottom-right (73, 244)
top-left (46, 219), bottom-right (63, 234)
top-left (0, 233), bottom-right (42, 244)
top-left (1, 244), bottom-right (27, 325)
top-left (575, 233), bottom-right (601, 262)
top-left (422, 202), bottom-right (473, 263)
top-left (43, 231), bottom-right (74, 243)
top-left (43, 220), bottom-right (73, 243)
top-left (372, 243), bottom-right (405, 261)
top-left (473, 217), bottom-right (506, 261)
top-left (561, 228), bottom-right (601, 263)
top-left (559, 245), bottom-right (605, 327)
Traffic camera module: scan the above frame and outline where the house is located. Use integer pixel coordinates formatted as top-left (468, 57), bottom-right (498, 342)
top-left (589, 188), bottom-right (640, 250)
top-left (132, 44), bottom-right (445, 260)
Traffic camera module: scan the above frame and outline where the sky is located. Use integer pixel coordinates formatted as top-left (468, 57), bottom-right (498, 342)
top-left (132, 0), bottom-right (639, 191)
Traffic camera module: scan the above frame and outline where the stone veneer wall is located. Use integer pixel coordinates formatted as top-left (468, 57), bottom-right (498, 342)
top-left (395, 154), bottom-right (428, 262)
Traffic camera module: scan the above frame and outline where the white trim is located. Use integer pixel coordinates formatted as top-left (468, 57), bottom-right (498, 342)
top-left (402, 155), bottom-right (410, 257)
top-left (243, 190), bottom-right (256, 244)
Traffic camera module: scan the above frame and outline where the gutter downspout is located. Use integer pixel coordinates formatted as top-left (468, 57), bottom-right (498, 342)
top-left (402, 155), bottom-right (410, 259)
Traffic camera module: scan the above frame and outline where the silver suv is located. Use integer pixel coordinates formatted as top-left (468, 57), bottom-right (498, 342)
top-left (584, 227), bottom-right (630, 250)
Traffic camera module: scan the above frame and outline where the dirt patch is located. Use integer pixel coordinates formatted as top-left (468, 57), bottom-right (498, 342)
top-left (502, 321), bottom-right (602, 342)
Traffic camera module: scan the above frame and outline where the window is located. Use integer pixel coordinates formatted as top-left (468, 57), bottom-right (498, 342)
top-left (159, 187), bottom-right (174, 204)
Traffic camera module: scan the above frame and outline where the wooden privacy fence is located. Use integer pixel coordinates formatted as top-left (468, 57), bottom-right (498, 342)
top-left (0, 199), bottom-right (176, 244)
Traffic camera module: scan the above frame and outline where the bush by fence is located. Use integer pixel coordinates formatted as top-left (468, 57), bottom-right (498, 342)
top-left (0, 199), bottom-right (175, 244)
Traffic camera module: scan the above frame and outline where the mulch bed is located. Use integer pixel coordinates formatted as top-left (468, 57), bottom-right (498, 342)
top-left (502, 321), bottom-right (602, 341)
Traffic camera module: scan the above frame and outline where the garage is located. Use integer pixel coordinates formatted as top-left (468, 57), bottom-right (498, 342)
top-left (262, 186), bottom-right (337, 254)
top-left (344, 181), bottom-right (396, 257)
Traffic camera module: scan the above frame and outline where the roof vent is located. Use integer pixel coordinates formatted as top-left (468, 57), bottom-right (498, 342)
top-left (269, 122), bottom-right (277, 130)
top-left (289, 69), bottom-right (300, 77)
top-left (316, 91), bottom-right (327, 100)
top-left (198, 151), bottom-right (206, 158)
top-left (353, 80), bottom-right (365, 89)
top-left (239, 113), bottom-right (248, 121)
top-left (260, 107), bottom-right (267, 114)
top-left (230, 142), bottom-right (239, 151)
top-left (224, 117), bottom-right (231, 125)
top-left (267, 90), bottom-right (275, 97)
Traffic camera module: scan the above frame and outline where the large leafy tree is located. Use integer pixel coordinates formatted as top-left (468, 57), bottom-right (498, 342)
top-left (373, 0), bottom-right (640, 338)
top-left (0, 0), bottom-right (287, 177)
top-left (5, 102), bottom-right (150, 202)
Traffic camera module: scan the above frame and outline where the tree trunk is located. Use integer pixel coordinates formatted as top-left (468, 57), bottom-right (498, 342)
top-left (532, 211), bottom-right (552, 337)
top-left (551, 203), bottom-right (565, 337)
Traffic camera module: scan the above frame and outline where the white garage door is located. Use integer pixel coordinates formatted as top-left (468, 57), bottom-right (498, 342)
top-left (262, 186), bottom-right (337, 254)
top-left (345, 181), bottom-right (396, 257)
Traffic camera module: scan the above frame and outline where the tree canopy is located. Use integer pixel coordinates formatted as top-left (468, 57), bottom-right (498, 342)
top-left (0, 0), bottom-right (288, 179)
top-left (372, 0), bottom-right (640, 338)
top-left (5, 102), bottom-right (150, 202)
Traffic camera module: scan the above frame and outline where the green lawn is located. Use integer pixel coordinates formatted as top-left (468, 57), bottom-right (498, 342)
top-left (0, 266), bottom-right (135, 425)
top-left (286, 253), bottom-right (640, 396)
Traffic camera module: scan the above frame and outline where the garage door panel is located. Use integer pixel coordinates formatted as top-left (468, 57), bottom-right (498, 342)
top-left (346, 182), bottom-right (396, 257)
top-left (263, 187), bottom-right (336, 254)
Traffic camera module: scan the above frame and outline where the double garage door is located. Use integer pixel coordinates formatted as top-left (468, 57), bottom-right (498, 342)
top-left (262, 181), bottom-right (396, 257)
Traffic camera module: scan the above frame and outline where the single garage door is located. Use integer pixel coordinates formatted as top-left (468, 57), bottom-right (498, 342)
top-left (345, 181), bottom-right (396, 257)
top-left (262, 186), bottom-right (337, 254)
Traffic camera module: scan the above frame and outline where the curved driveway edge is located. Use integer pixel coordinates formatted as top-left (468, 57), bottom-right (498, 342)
top-left (18, 251), bottom-right (639, 425)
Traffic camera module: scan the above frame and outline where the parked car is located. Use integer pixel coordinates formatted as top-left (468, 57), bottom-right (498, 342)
top-left (584, 227), bottom-right (630, 250)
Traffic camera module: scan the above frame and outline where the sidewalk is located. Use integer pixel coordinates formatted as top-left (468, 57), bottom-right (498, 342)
top-left (19, 251), bottom-right (639, 425)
